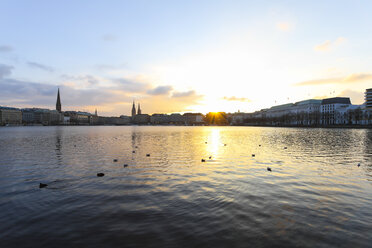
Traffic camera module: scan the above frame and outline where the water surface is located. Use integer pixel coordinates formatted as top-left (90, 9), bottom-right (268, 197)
top-left (0, 126), bottom-right (371, 247)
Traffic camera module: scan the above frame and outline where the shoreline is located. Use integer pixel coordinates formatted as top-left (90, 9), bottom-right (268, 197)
top-left (1, 124), bottom-right (371, 129)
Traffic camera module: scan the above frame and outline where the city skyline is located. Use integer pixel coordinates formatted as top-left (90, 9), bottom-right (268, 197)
top-left (1, 0), bottom-right (372, 116)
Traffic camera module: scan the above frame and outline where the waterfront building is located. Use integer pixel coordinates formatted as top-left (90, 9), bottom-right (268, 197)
top-left (132, 114), bottom-right (150, 124)
top-left (0, 106), bottom-right (22, 125)
top-left (260, 99), bottom-right (322, 126)
top-left (320, 97), bottom-right (351, 125)
top-left (105, 116), bottom-right (130, 125)
top-left (183, 113), bottom-right (204, 125)
top-left (65, 111), bottom-right (91, 125)
top-left (22, 108), bottom-right (62, 125)
top-left (119, 115), bottom-right (131, 124)
top-left (231, 112), bottom-right (253, 125)
top-left (169, 114), bottom-right (185, 125)
top-left (63, 115), bottom-right (70, 125)
top-left (150, 114), bottom-right (170, 125)
top-left (292, 99), bottom-right (322, 125)
top-left (366, 88), bottom-right (372, 109)
top-left (22, 109), bottom-right (35, 124)
top-left (266, 103), bottom-right (295, 125)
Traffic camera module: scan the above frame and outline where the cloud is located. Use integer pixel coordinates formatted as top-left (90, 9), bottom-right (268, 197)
top-left (27, 62), bottom-right (54, 72)
top-left (139, 91), bottom-right (204, 114)
top-left (0, 45), bottom-right (13, 52)
top-left (0, 78), bottom-right (126, 108)
top-left (147, 85), bottom-right (173, 95)
top-left (172, 90), bottom-right (197, 98)
top-left (113, 78), bottom-right (149, 92)
top-left (314, 37), bottom-right (346, 51)
top-left (102, 34), bottom-right (117, 41)
top-left (223, 96), bottom-right (251, 102)
top-left (61, 74), bottom-right (102, 87)
top-left (338, 89), bottom-right (364, 105)
top-left (276, 22), bottom-right (293, 32)
top-left (0, 64), bottom-right (14, 79)
top-left (295, 73), bottom-right (372, 86)
top-left (0, 68), bottom-right (203, 116)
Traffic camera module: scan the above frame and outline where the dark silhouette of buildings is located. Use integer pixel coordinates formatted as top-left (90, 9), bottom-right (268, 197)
top-left (137, 103), bottom-right (141, 115)
top-left (131, 101), bottom-right (136, 117)
top-left (56, 88), bottom-right (62, 113)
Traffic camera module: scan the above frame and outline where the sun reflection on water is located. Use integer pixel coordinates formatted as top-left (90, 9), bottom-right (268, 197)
top-left (207, 128), bottom-right (221, 158)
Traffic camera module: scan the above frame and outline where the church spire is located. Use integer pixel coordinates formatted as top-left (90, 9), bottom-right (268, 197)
top-left (137, 103), bottom-right (141, 115)
top-left (95, 108), bottom-right (97, 116)
top-left (131, 100), bottom-right (136, 117)
top-left (56, 88), bottom-right (62, 112)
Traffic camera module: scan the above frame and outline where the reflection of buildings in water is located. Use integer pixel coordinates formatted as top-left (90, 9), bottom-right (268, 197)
top-left (363, 129), bottom-right (372, 161)
top-left (131, 126), bottom-right (143, 149)
top-left (55, 127), bottom-right (63, 164)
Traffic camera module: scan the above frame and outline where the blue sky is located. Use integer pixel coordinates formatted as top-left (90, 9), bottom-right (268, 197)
top-left (1, 0), bottom-right (371, 115)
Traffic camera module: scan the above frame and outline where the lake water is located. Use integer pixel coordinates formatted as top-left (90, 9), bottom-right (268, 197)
top-left (0, 126), bottom-right (371, 247)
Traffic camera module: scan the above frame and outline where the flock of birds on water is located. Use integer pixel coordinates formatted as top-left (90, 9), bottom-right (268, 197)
top-left (39, 141), bottom-right (363, 189)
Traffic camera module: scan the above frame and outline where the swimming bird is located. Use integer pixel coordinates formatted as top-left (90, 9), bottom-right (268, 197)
top-left (284, 147), bottom-right (287, 149)
top-left (135, 146), bottom-right (138, 148)
top-left (209, 156), bottom-right (212, 159)
top-left (252, 154), bottom-right (255, 157)
top-left (259, 144), bottom-right (261, 147)
top-left (123, 164), bottom-right (128, 167)
top-left (97, 173), bottom-right (105, 177)
top-left (113, 159), bottom-right (118, 162)
top-left (267, 167), bottom-right (272, 172)
top-left (224, 144), bottom-right (227, 146)
top-left (39, 183), bottom-right (48, 188)
top-left (146, 154), bottom-right (150, 157)
top-left (358, 163), bottom-right (361, 167)
top-left (201, 159), bottom-right (206, 162)
top-left (205, 142), bottom-right (208, 144)
top-left (132, 151), bottom-right (136, 153)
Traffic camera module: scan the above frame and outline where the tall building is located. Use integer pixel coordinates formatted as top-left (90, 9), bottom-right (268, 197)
top-left (137, 103), bottom-right (141, 115)
top-left (56, 88), bottom-right (62, 112)
top-left (131, 101), bottom-right (136, 117)
top-left (95, 109), bottom-right (98, 116)
top-left (366, 88), bottom-right (372, 109)
top-left (0, 106), bottom-right (22, 125)
top-left (320, 97), bottom-right (351, 125)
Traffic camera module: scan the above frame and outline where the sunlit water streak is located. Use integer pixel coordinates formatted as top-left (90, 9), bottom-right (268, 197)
top-left (0, 126), bottom-right (371, 248)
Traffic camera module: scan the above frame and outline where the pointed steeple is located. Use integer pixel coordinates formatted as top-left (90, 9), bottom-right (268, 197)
top-left (137, 103), bottom-right (141, 115)
top-left (131, 100), bottom-right (136, 117)
top-left (56, 88), bottom-right (62, 112)
top-left (95, 108), bottom-right (97, 116)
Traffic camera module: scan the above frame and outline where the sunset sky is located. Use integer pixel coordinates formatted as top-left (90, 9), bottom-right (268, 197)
top-left (1, 0), bottom-right (371, 116)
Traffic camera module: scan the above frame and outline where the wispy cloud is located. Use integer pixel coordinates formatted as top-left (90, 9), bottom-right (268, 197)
top-left (0, 45), bottom-right (13, 52)
top-left (223, 96), bottom-right (251, 102)
top-left (172, 90), bottom-right (196, 98)
top-left (113, 78), bottom-right (150, 92)
top-left (314, 37), bottom-right (346, 51)
top-left (27, 61), bottom-right (54, 72)
top-left (0, 64), bottom-right (14, 79)
top-left (147, 85), bottom-right (173, 95)
top-left (295, 73), bottom-right (372, 86)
